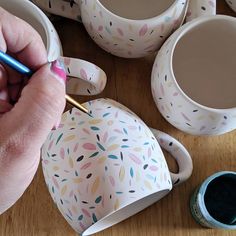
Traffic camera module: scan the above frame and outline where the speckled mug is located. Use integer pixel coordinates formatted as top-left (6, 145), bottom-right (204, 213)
top-left (151, 15), bottom-right (236, 136)
top-left (225, 0), bottom-right (236, 12)
top-left (41, 98), bottom-right (193, 235)
top-left (0, 0), bottom-right (107, 96)
top-left (32, 0), bottom-right (216, 58)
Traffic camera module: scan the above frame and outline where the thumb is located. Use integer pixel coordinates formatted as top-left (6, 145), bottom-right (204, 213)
top-left (0, 61), bottom-right (66, 214)
top-left (1, 60), bottom-right (66, 152)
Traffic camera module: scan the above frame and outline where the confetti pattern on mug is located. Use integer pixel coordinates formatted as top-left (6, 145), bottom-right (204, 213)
top-left (41, 98), bottom-right (173, 234)
top-left (80, 0), bottom-right (188, 58)
top-left (32, 0), bottom-right (82, 22)
top-left (32, 0), bottom-right (216, 58)
top-left (151, 22), bottom-right (235, 136)
top-left (186, 0), bottom-right (216, 22)
top-left (62, 57), bottom-right (107, 96)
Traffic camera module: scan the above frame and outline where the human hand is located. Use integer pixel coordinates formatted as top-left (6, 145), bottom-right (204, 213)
top-left (0, 7), bottom-right (66, 213)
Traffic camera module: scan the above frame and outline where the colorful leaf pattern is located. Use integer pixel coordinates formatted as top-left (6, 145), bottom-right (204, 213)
top-left (79, 0), bottom-right (189, 57)
top-left (42, 99), bottom-right (173, 234)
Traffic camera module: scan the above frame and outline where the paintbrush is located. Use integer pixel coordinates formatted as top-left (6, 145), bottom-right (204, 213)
top-left (0, 50), bottom-right (89, 114)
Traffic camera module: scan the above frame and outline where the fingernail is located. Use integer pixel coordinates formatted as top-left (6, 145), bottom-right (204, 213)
top-left (52, 119), bottom-right (61, 130)
top-left (51, 60), bottom-right (67, 84)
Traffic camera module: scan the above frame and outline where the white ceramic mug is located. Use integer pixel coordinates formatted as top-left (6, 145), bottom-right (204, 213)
top-left (32, 0), bottom-right (216, 58)
top-left (41, 98), bottom-right (193, 235)
top-left (0, 0), bottom-right (107, 96)
top-left (151, 15), bottom-right (236, 136)
top-left (225, 0), bottom-right (236, 12)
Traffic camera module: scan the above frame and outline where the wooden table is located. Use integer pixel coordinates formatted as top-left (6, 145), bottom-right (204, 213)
top-left (1, 1), bottom-right (236, 236)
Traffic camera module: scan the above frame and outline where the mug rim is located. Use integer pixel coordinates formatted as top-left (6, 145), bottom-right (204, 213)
top-left (95, 0), bottom-right (185, 22)
top-left (82, 189), bottom-right (171, 235)
top-left (6, 0), bottom-right (62, 60)
top-left (169, 15), bottom-right (236, 113)
top-left (197, 171), bottom-right (236, 229)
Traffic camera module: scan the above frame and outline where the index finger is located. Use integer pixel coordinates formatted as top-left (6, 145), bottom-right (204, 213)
top-left (0, 7), bottom-right (47, 70)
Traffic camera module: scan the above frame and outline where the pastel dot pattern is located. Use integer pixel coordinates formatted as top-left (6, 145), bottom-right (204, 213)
top-left (41, 99), bottom-right (173, 234)
top-left (151, 19), bottom-right (236, 136)
top-left (80, 0), bottom-right (188, 58)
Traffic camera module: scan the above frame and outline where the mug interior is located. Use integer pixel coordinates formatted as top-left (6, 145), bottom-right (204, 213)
top-left (0, 0), bottom-right (52, 56)
top-left (83, 189), bottom-right (169, 235)
top-left (203, 173), bottom-right (236, 226)
top-left (99, 0), bottom-right (176, 20)
top-left (173, 17), bottom-right (236, 109)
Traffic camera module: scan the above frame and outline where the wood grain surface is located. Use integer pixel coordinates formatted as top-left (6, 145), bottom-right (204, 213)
top-left (0, 1), bottom-right (236, 236)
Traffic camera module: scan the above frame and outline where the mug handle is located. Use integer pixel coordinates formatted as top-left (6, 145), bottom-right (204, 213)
top-left (60, 56), bottom-right (107, 95)
top-left (186, 0), bottom-right (216, 22)
top-left (150, 128), bottom-right (193, 186)
top-left (31, 0), bottom-right (82, 22)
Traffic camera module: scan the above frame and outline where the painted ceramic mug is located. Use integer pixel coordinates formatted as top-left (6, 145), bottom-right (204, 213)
top-left (151, 15), bottom-right (236, 136)
top-left (32, 0), bottom-right (216, 58)
top-left (225, 0), bottom-right (236, 12)
top-left (190, 171), bottom-right (236, 229)
top-left (41, 98), bottom-right (193, 235)
top-left (0, 0), bottom-right (107, 96)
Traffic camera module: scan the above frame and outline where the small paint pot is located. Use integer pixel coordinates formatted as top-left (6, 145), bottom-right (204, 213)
top-left (190, 171), bottom-right (236, 229)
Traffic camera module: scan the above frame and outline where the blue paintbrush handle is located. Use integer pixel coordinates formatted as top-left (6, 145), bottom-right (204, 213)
top-left (0, 50), bottom-right (89, 114)
top-left (0, 50), bottom-right (33, 76)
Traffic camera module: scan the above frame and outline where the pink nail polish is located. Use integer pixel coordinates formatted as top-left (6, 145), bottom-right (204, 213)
top-left (52, 119), bottom-right (61, 130)
top-left (51, 60), bottom-right (67, 84)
